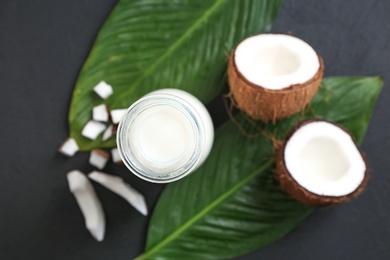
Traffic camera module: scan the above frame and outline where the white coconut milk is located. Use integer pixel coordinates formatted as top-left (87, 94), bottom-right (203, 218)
top-left (117, 89), bottom-right (214, 183)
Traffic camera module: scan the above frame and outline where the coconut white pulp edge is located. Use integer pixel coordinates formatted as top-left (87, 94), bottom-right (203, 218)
top-left (284, 121), bottom-right (366, 197)
top-left (234, 34), bottom-right (320, 90)
top-left (67, 170), bottom-right (105, 241)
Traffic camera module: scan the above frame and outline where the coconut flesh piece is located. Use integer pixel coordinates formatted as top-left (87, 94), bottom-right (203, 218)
top-left (111, 108), bottom-right (127, 125)
top-left (82, 120), bottom-right (106, 140)
top-left (89, 149), bottom-right (110, 170)
top-left (89, 171), bottom-right (148, 216)
top-left (228, 34), bottom-right (323, 121)
top-left (59, 137), bottom-right (79, 157)
top-left (67, 170), bottom-right (105, 241)
top-left (93, 81), bottom-right (113, 99)
top-left (111, 148), bottom-right (123, 164)
top-left (277, 120), bottom-right (367, 206)
top-left (93, 104), bottom-right (109, 122)
top-left (102, 124), bottom-right (115, 141)
top-left (110, 109), bottom-right (127, 124)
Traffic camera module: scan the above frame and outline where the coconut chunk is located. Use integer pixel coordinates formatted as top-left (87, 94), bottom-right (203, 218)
top-left (82, 120), bottom-right (106, 140)
top-left (110, 109), bottom-right (127, 124)
top-left (111, 148), bottom-right (123, 164)
top-left (59, 137), bottom-right (79, 157)
top-left (276, 119), bottom-right (368, 206)
top-left (67, 170), bottom-right (105, 241)
top-left (102, 124), bottom-right (115, 141)
top-left (93, 104), bottom-right (109, 122)
top-left (89, 171), bottom-right (148, 216)
top-left (93, 81), bottom-right (113, 99)
top-left (89, 149), bottom-right (110, 170)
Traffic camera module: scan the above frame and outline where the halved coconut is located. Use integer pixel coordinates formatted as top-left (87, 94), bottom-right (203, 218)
top-left (276, 119), bottom-right (368, 206)
top-left (228, 34), bottom-right (324, 122)
top-left (67, 170), bottom-right (105, 241)
top-left (93, 81), bottom-right (113, 99)
top-left (89, 149), bottom-right (110, 170)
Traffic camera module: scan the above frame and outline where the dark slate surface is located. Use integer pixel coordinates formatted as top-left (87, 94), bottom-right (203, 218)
top-left (1, 0), bottom-right (389, 259)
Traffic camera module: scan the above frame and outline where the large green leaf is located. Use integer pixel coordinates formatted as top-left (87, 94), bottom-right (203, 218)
top-left (68, 0), bottom-right (283, 151)
top-left (138, 76), bottom-right (383, 260)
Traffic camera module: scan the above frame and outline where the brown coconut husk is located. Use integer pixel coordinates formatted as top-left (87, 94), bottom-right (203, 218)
top-left (228, 45), bottom-right (324, 122)
top-left (275, 119), bottom-right (369, 206)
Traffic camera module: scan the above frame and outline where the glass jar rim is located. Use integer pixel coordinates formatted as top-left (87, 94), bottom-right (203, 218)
top-left (116, 91), bottom-right (205, 183)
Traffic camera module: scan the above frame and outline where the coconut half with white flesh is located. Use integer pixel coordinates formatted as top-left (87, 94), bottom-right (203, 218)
top-left (276, 119), bottom-right (368, 206)
top-left (228, 34), bottom-right (324, 122)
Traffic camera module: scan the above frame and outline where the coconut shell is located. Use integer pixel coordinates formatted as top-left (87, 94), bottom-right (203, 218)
top-left (275, 119), bottom-right (369, 206)
top-left (228, 47), bottom-right (324, 122)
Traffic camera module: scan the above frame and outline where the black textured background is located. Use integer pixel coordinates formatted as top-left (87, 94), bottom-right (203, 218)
top-left (1, 1), bottom-right (390, 259)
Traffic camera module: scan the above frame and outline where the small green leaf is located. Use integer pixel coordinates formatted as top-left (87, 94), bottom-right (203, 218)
top-left (68, 0), bottom-right (283, 151)
top-left (139, 76), bottom-right (383, 260)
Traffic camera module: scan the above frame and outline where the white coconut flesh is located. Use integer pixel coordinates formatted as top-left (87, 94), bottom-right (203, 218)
top-left (59, 137), bottom-right (79, 157)
top-left (67, 170), bottom-right (105, 241)
top-left (89, 149), bottom-right (109, 170)
top-left (89, 171), bottom-right (148, 216)
top-left (111, 109), bottom-right (127, 124)
top-left (82, 120), bottom-right (106, 140)
top-left (93, 104), bottom-right (109, 122)
top-left (234, 34), bottom-right (320, 90)
top-left (284, 121), bottom-right (366, 197)
top-left (111, 148), bottom-right (123, 164)
top-left (102, 124), bottom-right (114, 141)
top-left (93, 81), bottom-right (113, 99)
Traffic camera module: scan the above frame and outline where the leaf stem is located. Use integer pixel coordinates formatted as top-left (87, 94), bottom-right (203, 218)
top-left (136, 160), bottom-right (274, 260)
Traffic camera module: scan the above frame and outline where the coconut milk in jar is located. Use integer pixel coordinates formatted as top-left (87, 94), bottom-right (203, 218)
top-left (117, 89), bottom-right (214, 183)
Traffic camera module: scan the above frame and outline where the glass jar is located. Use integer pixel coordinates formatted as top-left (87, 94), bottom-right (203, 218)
top-left (117, 89), bottom-right (214, 183)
